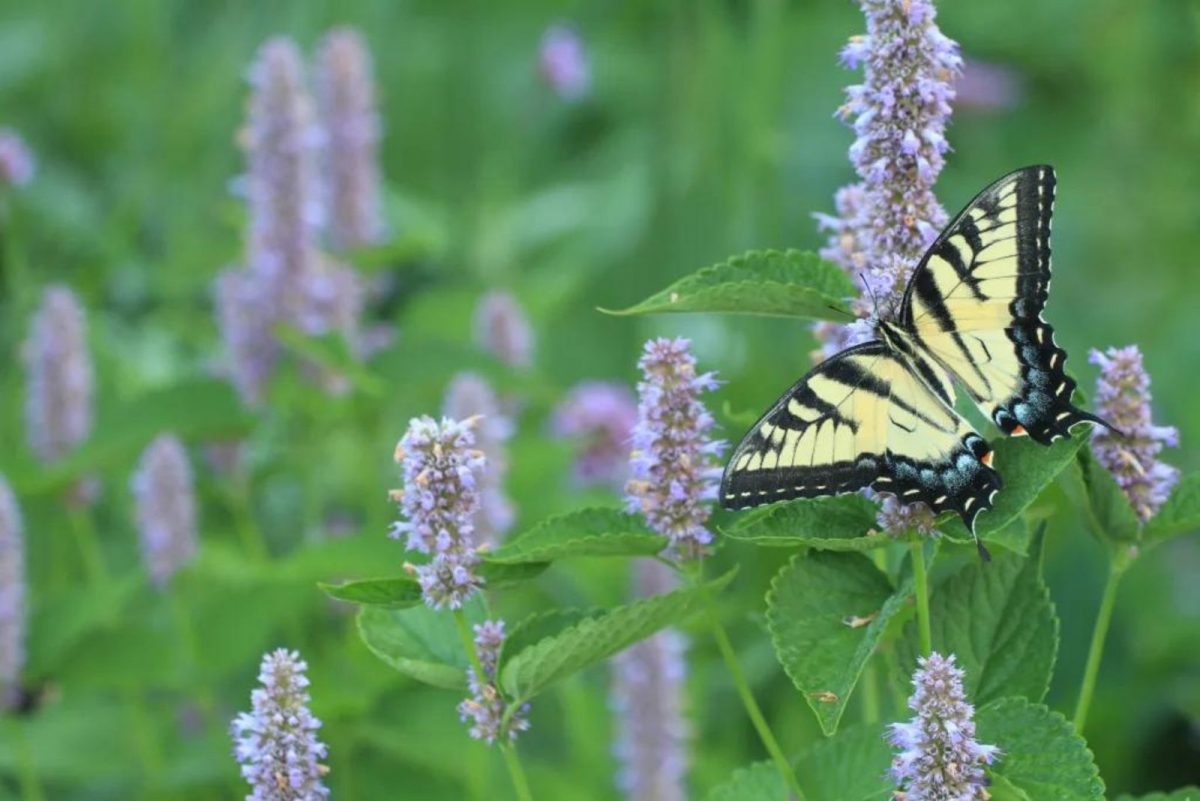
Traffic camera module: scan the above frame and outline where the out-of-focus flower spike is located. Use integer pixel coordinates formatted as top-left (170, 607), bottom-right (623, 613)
top-left (443, 373), bottom-right (515, 544)
top-left (23, 285), bottom-right (93, 465)
top-left (474, 290), bottom-right (535, 370)
top-left (539, 24), bottom-right (590, 101)
top-left (0, 476), bottom-right (27, 711)
top-left (132, 434), bottom-right (198, 590)
top-left (551, 381), bottom-right (639, 489)
top-left (0, 128), bottom-right (35, 188)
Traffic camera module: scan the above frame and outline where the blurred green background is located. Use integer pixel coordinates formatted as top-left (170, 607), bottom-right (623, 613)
top-left (0, 0), bottom-right (1197, 798)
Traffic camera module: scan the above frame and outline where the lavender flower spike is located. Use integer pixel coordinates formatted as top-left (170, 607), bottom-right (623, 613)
top-left (0, 128), bottom-right (36, 188)
top-left (23, 285), bottom-right (93, 464)
top-left (625, 338), bottom-right (725, 559)
top-left (232, 649), bottom-right (330, 800)
top-left (611, 561), bottom-right (688, 801)
top-left (316, 27), bottom-right (384, 251)
top-left (539, 24), bottom-right (590, 101)
top-left (216, 266), bottom-right (279, 405)
top-left (889, 652), bottom-right (999, 800)
top-left (551, 381), bottom-right (639, 489)
top-left (1089, 345), bottom-right (1180, 522)
top-left (132, 434), bottom-right (198, 589)
top-left (391, 416), bottom-right (486, 609)
top-left (444, 373), bottom-right (515, 544)
top-left (458, 620), bottom-right (531, 744)
top-left (0, 476), bottom-right (27, 711)
top-left (474, 290), bottom-right (535, 369)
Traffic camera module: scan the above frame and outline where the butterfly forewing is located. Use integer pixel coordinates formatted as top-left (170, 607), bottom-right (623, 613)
top-left (720, 342), bottom-right (1001, 531)
top-left (900, 165), bottom-right (1104, 443)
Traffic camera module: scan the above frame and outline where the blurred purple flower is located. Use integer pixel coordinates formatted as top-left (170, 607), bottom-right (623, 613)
top-left (0, 476), bottom-right (26, 711)
top-left (444, 373), bottom-right (515, 544)
top-left (474, 290), bottom-right (534, 370)
top-left (458, 620), bottom-right (531, 744)
top-left (539, 24), bottom-right (590, 101)
top-left (0, 128), bottom-right (35, 188)
top-left (551, 381), bottom-right (638, 489)
top-left (391, 416), bottom-right (485, 609)
top-left (611, 560), bottom-right (688, 801)
top-left (132, 434), bottom-right (198, 590)
top-left (1089, 346), bottom-right (1180, 522)
top-left (23, 286), bottom-right (93, 464)
top-left (232, 648), bottom-right (330, 800)
top-left (889, 652), bottom-right (999, 800)
top-left (955, 59), bottom-right (1023, 113)
top-left (625, 338), bottom-right (724, 560)
top-left (315, 27), bottom-right (384, 251)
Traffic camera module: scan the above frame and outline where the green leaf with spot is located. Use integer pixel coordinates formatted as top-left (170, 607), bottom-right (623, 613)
top-left (603, 250), bottom-right (855, 320)
top-left (897, 532), bottom-right (1058, 705)
top-left (976, 697), bottom-right (1105, 800)
top-left (485, 508), bottom-right (667, 564)
top-left (356, 596), bottom-right (486, 690)
top-left (766, 551), bottom-right (910, 735)
top-left (499, 569), bottom-right (735, 702)
top-left (1144, 472), bottom-right (1200, 546)
top-left (723, 495), bottom-right (887, 552)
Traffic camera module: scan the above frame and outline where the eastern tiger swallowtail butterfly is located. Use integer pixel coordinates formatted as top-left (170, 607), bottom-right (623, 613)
top-left (720, 166), bottom-right (1112, 555)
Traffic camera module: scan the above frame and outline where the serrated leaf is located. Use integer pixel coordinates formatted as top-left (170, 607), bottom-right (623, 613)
top-left (500, 569), bottom-right (735, 702)
top-left (501, 608), bottom-right (603, 667)
top-left (356, 596), bottom-right (485, 690)
top-left (976, 698), bottom-right (1104, 800)
top-left (1073, 447), bottom-right (1141, 545)
top-left (486, 508), bottom-right (667, 564)
top-left (795, 723), bottom-right (892, 801)
top-left (942, 431), bottom-right (1087, 542)
top-left (1144, 472), bottom-right (1200, 545)
top-left (766, 552), bottom-right (909, 735)
top-left (320, 577), bottom-right (424, 609)
top-left (897, 533), bottom-right (1058, 706)
top-left (478, 560), bottom-right (551, 587)
top-left (603, 250), bottom-right (855, 320)
top-left (1115, 789), bottom-right (1200, 801)
top-left (704, 762), bottom-right (786, 801)
top-left (723, 495), bottom-right (888, 552)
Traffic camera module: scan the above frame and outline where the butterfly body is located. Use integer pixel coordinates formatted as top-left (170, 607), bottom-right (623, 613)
top-left (721, 166), bottom-right (1110, 540)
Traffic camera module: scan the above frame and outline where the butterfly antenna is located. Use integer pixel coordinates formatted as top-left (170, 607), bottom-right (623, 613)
top-left (858, 273), bottom-right (880, 317)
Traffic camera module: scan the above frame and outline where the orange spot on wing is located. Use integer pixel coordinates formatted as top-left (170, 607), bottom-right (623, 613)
top-left (981, 451), bottom-right (994, 468)
top-left (1011, 425), bottom-right (1027, 437)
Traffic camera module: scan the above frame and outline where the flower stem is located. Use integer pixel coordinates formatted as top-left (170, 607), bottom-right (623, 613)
top-left (703, 594), bottom-right (807, 801)
top-left (67, 504), bottom-right (107, 583)
top-left (910, 535), bottom-right (932, 657)
top-left (15, 723), bottom-right (46, 801)
top-left (1073, 559), bottom-right (1128, 733)
top-left (453, 609), bottom-right (535, 801)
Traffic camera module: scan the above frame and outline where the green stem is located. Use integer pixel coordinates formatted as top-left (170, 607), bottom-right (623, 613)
top-left (15, 723), bottom-right (46, 801)
top-left (125, 688), bottom-right (163, 793)
top-left (67, 505), bottom-right (107, 583)
top-left (453, 610), bottom-right (535, 801)
top-left (704, 597), bottom-right (807, 801)
top-left (1073, 560), bottom-right (1127, 733)
top-left (910, 535), bottom-right (932, 657)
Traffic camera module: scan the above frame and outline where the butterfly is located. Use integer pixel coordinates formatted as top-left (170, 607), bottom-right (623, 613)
top-left (719, 166), bottom-right (1112, 556)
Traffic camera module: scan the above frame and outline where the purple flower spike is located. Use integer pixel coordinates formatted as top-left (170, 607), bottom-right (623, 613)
top-left (889, 652), bottom-right (999, 800)
top-left (474, 290), bottom-right (534, 369)
top-left (611, 561), bottom-right (688, 801)
top-left (457, 620), bottom-right (530, 744)
top-left (23, 286), bottom-right (94, 465)
top-left (132, 434), bottom-right (198, 590)
top-left (231, 649), bottom-right (330, 800)
top-left (551, 381), bottom-right (639, 489)
top-left (1089, 346), bottom-right (1180, 522)
top-left (0, 477), bottom-right (26, 711)
top-left (391, 416), bottom-right (486, 609)
top-left (443, 373), bottom-right (515, 544)
top-left (0, 128), bottom-right (35, 187)
top-left (625, 338), bottom-right (724, 560)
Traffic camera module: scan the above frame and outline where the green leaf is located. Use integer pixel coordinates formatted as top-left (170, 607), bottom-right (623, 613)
top-left (723, 495), bottom-right (887, 552)
top-left (795, 723), bottom-right (892, 801)
top-left (1144, 472), bottom-right (1200, 545)
top-left (943, 430), bottom-right (1087, 542)
top-left (603, 249), bottom-right (855, 320)
top-left (976, 697), bottom-right (1105, 801)
top-left (1115, 789), bottom-right (1200, 801)
top-left (485, 508), bottom-right (667, 564)
top-left (356, 596), bottom-right (485, 690)
top-left (499, 569), bottom-right (736, 702)
top-left (898, 533), bottom-right (1058, 706)
top-left (705, 762), bottom-right (787, 801)
top-left (501, 608), bottom-right (603, 666)
top-left (478, 560), bottom-right (551, 587)
top-left (1072, 447), bottom-right (1141, 545)
top-left (320, 577), bottom-right (424, 609)
top-left (766, 552), bottom-right (909, 735)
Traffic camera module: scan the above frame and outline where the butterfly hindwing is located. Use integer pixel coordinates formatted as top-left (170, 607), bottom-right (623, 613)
top-left (720, 342), bottom-right (1001, 531)
top-left (900, 165), bottom-right (1105, 443)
